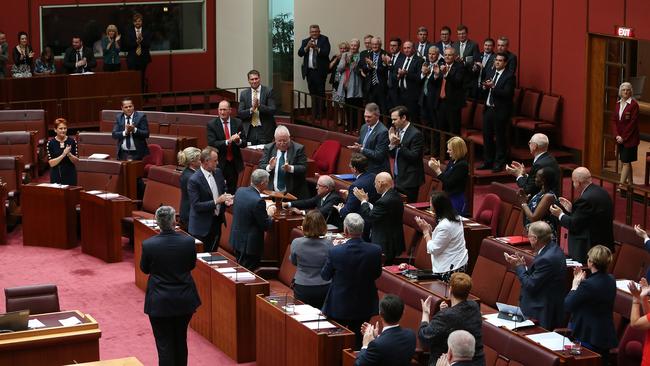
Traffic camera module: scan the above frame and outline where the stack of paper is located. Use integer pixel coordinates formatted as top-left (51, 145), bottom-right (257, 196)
top-left (294, 304), bottom-right (322, 315)
top-left (58, 316), bottom-right (82, 326)
top-left (224, 272), bottom-right (256, 281)
top-left (303, 320), bottom-right (337, 330)
top-left (483, 313), bottom-right (535, 330)
top-left (617, 279), bottom-right (636, 294)
top-left (28, 319), bottom-right (46, 329)
top-left (526, 332), bottom-right (572, 351)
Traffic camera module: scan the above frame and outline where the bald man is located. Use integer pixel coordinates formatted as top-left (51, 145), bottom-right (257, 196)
top-left (207, 100), bottom-right (246, 194)
top-left (355, 172), bottom-right (405, 265)
top-left (550, 167), bottom-right (614, 264)
top-left (283, 175), bottom-right (343, 228)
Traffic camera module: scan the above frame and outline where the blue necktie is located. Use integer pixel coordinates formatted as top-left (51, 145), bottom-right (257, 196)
top-left (277, 152), bottom-right (286, 191)
top-left (362, 127), bottom-right (373, 148)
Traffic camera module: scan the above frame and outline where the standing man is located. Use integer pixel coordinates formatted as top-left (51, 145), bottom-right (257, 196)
top-left (63, 35), bottom-right (96, 74)
top-left (475, 38), bottom-right (496, 100)
top-left (283, 175), bottom-right (343, 229)
top-left (479, 53), bottom-right (515, 172)
top-left (360, 37), bottom-right (388, 114)
top-left (420, 46), bottom-right (444, 146)
top-left (230, 169), bottom-right (277, 270)
top-left (415, 26), bottom-right (433, 60)
top-left (297, 24), bottom-right (331, 120)
top-left (112, 97), bottom-right (149, 160)
top-left (394, 41), bottom-right (423, 121)
top-left (435, 26), bottom-right (453, 52)
top-left (453, 25), bottom-right (481, 98)
top-left (348, 103), bottom-right (390, 174)
top-left (141, 206), bottom-right (201, 366)
top-left (259, 125), bottom-right (309, 199)
top-left (388, 106), bottom-right (424, 202)
top-left (504, 221), bottom-right (567, 330)
top-left (550, 167), bottom-right (614, 264)
top-left (506, 133), bottom-right (560, 195)
top-left (356, 172), bottom-right (405, 265)
top-left (124, 13), bottom-right (152, 92)
top-left (187, 147), bottom-right (233, 252)
top-left (238, 69), bottom-right (277, 145)
top-left (0, 32), bottom-right (8, 78)
top-left (208, 100), bottom-right (245, 194)
top-left (432, 47), bottom-right (466, 137)
top-left (496, 36), bottom-right (517, 73)
top-left (383, 38), bottom-right (404, 111)
top-left (321, 213), bottom-right (382, 350)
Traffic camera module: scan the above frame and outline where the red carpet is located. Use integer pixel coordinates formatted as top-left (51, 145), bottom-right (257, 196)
top-left (0, 227), bottom-right (254, 366)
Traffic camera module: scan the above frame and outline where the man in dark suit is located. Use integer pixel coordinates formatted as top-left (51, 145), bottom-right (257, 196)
top-left (258, 125), bottom-right (309, 199)
top-left (187, 147), bottom-right (233, 252)
top-left (111, 98), bottom-right (149, 160)
top-left (550, 167), bottom-right (614, 264)
top-left (496, 36), bottom-right (518, 73)
top-left (356, 172), bottom-right (404, 265)
top-left (238, 69), bottom-right (277, 145)
top-left (432, 47), bottom-right (466, 137)
top-left (420, 45), bottom-right (445, 153)
top-left (123, 12), bottom-right (152, 92)
top-left (348, 103), bottom-right (390, 174)
top-left (321, 213), bottom-right (382, 350)
top-left (504, 221), bottom-right (567, 330)
top-left (230, 169), bottom-right (277, 270)
top-left (479, 53), bottom-right (515, 172)
top-left (393, 41), bottom-right (423, 121)
top-left (383, 38), bottom-right (405, 111)
top-left (438, 330), bottom-right (478, 366)
top-left (453, 25), bottom-right (481, 98)
top-left (62, 35), bottom-right (96, 74)
top-left (360, 37), bottom-right (389, 114)
top-left (388, 106), bottom-right (424, 202)
top-left (475, 38), bottom-right (496, 100)
top-left (283, 175), bottom-right (343, 229)
top-left (297, 24), bottom-right (330, 120)
top-left (434, 26), bottom-right (453, 53)
top-left (356, 294), bottom-right (416, 366)
top-left (506, 133), bottom-right (560, 195)
top-left (415, 26), bottom-right (433, 60)
top-left (336, 153), bottom-right (378, 221)
top-left (141, 206), bottom-right (201, 366)
top-left (207, 100), bottom-right (246, 194)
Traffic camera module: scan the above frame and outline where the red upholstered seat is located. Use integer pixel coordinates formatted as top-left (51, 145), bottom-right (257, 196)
top-left (515, 94), bottom-right (561, 132)
top-left (474, 193), bottom-right (501, 236)
top-left (617, 325), bottom-right (646, 366)
top-left (5, 284), bottom-right (60, 315)
top-left (511, 89), bottom-right (541, 126)
top-left (311, 139), bottom-right (341, 175)
top-left (142, 144), bottom-right (164, 177)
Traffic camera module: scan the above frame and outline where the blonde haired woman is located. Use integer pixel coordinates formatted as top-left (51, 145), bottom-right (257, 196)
top-left (428, 136), bottom-right (469, 216)
top-left (611, 82), bottom-right (639, 190)
top-left (102, 24), bottom-right (121, 71)
top-left (178, 147), bottom-right (201, 229)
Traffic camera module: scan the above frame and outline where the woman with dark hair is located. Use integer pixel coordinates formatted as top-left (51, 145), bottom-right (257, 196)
top-left (11, 31), bottom-right (34, 77)
top-left (34, 46), bottom-right (56, 74)
top-left (566, 245), bottom-right (617, 365)
top-left (47, 118), bottom-right (79, 185)
top-left (415, 191), bottom-right (468, 276)
top-left (290, 210), bottom-right (333, 308)
top-left (518, 167), bottom-right (559, 240)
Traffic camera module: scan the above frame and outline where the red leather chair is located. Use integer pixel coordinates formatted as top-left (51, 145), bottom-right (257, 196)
top-left (616, 325), bottom-right (646, 366)
top-left (5, 284), bottom-right (60, 314)
top-left (311, 139), bottom-right (341, 175)
top-left (142, 144), bottom-right (164, 177)
top-left (474, 193), bottom-right (502, 236)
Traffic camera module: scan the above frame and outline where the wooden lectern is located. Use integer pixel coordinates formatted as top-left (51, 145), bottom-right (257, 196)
top-left (80, 191), bottom-right (133, 262)
top-left (22, 183), bottom-right (81, 248)
top-left (263, 190), bottom-right (297, 210)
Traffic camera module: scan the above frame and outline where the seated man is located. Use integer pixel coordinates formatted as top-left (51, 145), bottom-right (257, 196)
top-left (436, 330), bottom-right (477, 366)
top-left (356, 294), bottom-right (416, 366)
top-left (63, 35), bottom-right (96, 74)
top-left (283, 175), bottom-right (343, 229)
top-left (259, 125), bottom-right (309, 199)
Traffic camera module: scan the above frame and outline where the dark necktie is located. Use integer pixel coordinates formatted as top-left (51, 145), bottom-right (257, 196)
top-left (371, 53), bottom-right (379, 85)
top-left (223, 120), bottom-right (233, 160)
top-left (125, 116), bottom-right (132, 149)
top-left (277, 152), bottom-right (286, 191)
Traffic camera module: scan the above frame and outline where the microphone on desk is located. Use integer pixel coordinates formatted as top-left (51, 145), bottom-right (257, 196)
top-left (103, 175), bottom-right (113, 199)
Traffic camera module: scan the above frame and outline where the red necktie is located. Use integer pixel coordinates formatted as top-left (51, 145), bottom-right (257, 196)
top-left (223, 120), bottom-right (233, 161)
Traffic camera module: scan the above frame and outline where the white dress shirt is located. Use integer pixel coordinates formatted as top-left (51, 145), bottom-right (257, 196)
top-left (200, 166), bottom-right (220, 215)
top-left (427, 217), bottom-right (468, 273)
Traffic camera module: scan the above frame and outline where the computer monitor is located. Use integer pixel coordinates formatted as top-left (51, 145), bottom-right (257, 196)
top-left (0, 310), bottom-right (30, 332)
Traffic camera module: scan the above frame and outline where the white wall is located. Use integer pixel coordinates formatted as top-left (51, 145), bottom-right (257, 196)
top-left (216, 0), bottom-right (270, 88)
top-left (293, 0), bottom-right (385, 93)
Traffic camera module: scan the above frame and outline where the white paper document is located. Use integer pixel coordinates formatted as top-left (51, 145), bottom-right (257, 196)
top-left (291, 313), bottom-right (326, 322)
top-left (303, 320), bottom-right (337, 330)
top-left (483, 313), bottom-right (535, 330)
top-left (197, 253), bottom-right (211, 258)
top-left (37, 183), bottom-right (68, 188)
top-left (28, 319), bottom-right (46, 328)
top-left (223, 272), bottom-right (256, 281)
top-left (58, 316), bottom-right (82, 327)
top-left (85, 190), bottom-right (103, 195)
top-left (526, 332), bottom-right (572, 351)
top-left (617, 279), bottom-right (636, 294)
top-left (88, 153), bottom-right (109, 160)
top-left (294, 304), bottom-right (322, 315)
top-left (216, 267), bottom-right (236, 273)
top-left (100, 193), bottom-right (120, 200)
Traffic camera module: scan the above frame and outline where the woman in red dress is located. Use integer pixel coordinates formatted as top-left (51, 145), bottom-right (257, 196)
top-left (611, 82), bottom-right (639, 189)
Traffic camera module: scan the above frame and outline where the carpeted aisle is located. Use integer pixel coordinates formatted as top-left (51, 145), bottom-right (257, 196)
top-left (0, 227), bottom-right (254, 366)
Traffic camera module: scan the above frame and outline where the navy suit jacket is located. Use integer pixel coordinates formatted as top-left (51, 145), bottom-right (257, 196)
top-left (298, 35), bottom-right (331, 79)
top-left (340, 172), bottom-right (377, 218)
top-left (140, 230), bottom-right (201, 317)
top-left (431, 61), bottom-right (466, 109)
top-left (516, 152), bottom-right (560, 195)
top-left (111, 111), bottom-right (150, 159)
top-left (229, 186), bottom-right (273, 255)
top-left (187, 168), bottom-right (226, 237)
top-left (515, 243), bottom-right (567, 330)
top-left (358, 122), bottom-right (390, 174)
top-left (321, 238), bottom-right (382, 320)
top-left (355, 326), bottom-right (416, 366)
top-left (564, 271), bottom-right (617, 349)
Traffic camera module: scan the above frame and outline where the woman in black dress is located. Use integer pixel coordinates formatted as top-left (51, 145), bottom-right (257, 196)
top-left (47, 118), bottom-right (79, 185)
top-left (428, 136), bottom-right (469, 216)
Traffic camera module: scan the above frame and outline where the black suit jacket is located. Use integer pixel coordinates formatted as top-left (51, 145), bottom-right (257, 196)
top-left (62, 46), bottom-right (96, 74)
top-left (187, 168), bottom-right (227, 237)
top-left (438, 159), bottom-right (469, 196)
top-left (453, 40), bottom-right (480, 64)
top-left (389, 124), bottom-right (424, 190)
top-left (358, 122), bottom-right (391, 174)
top-left (485, 69), bottom-right (516, 110)
top-left (515, 243), bottom-right (567, 330)
top-left (230, 186), bottom-right (273, 255)
top-left (140, 230), bottom-right (201, 317)
top-left (386, 53), bottom-right (405, 90)
top-left (479, 52), bottom-right (496, 83)
top-left (516, 152), bottom-right (560, 195)
top-left (340, 172), bottom-right (378, 218)
top-left (123, 26), bottom-right (152, 67)
top-left (291, 191), bottom-right (343, 228)
top-left (179, 167), bottom-right (196, 225)
top-left (505, 51), bottom-right (518, 73)
top-left (207, 117), bottom-right (246, 172)
top-left (393, 54), bottom-right (424, 100)
top-left (434, 41), bottom-right (453, 53)
top-left (237, 86), bottom-right (277, 145)
top-left (415, 42), bottom-right (434, 59)
top-left (432, 61), bottom-right (466, 109)
top-left (259, 141), bottom-right (309, 199)
top-left (564, 271), bottom-right (618, 349)
top-left (355, 326), bottom-right (416, 366)
top-left (359, 188), bottom-right (405, 258)
top-left (298, 35), bottom-right (331, 79)
top-left (419, 58), bottom-right (446, 110)
top-left (360, 49), bottom-right (389, 94)
top-left (559, 184), bottom-right (615, 263)
top-left (111, 111), bottom-right (150, 159)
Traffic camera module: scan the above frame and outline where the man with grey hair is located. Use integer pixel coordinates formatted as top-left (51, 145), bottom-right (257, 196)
top-left (283, 175), bottom-right (343, 228)
top-left (259, 125), bottom-right (309, 199)
top-left (504, 221), bottom-right (567, 330)
top-left (141, 205), bottom-right (201, 366)
top-left (549, 166), bottom-right (614, 263)
top-left (348, 103), bottom-right (390, 174)
top-left (434, 330), bottom-right (476, 366)
top-left (321, 212), bottom-right (382, 350)
top-left (506, 133), bottom-right (560, 195)
top-left (230, 168), bottom-right (277, 270)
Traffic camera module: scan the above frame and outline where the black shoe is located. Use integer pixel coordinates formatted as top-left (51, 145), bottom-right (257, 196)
top-left (478, 163), bottom-right (493, 170)
top-left (492, 164), bottom-right (505, 172)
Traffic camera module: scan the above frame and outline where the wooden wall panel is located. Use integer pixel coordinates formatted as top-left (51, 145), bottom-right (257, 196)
top-left (410, 0), bottom-right (436, 43)
top-left (518, 0), bottom-right (553, 92)
top-left (626, 0), bottom-right (650, 40)
top-left (588, 0), bottom-right (624, 35)
top-left (490, 0), bottom-right (521, 54)
top-left (461, 0), bottom-right (491, 45)
top-left (385, 0), bottom-right (411, 44)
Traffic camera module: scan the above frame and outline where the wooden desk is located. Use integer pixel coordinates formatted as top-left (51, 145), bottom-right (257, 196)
top-left (0, 182), bottom-right (6, 245)
top-left (342, 348), bottom-right (356, 366)
top-left (0, 310), bottom-right (101, 366)
top-left (256, 295), bottom-right (354, 366)
top-left (64, 357), bottom-right (143, 366)
top-left (80, 191), bottom-right (132, 262)
top-left (22, 183), bottom-right (81, 248)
